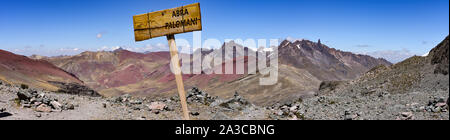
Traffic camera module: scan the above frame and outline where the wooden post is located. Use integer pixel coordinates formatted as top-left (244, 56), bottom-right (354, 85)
top-left (133, 3), bottom-right (201, 120)
top-left (167, 34), bottom-right (190, 120)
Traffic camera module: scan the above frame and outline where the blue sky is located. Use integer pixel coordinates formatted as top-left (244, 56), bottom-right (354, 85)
top-left (0, 0), bottom-right (448, 63)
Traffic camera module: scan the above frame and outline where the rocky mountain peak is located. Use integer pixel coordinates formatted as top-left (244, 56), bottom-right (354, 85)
top-left (113, 47), bottom-right (125, 52)
top-left (429, 35), bottom-right (449, 75)
top-left (277, 38), bottom-right (391, 81)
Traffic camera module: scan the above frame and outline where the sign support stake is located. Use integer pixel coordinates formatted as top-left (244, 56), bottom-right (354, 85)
top-left (167, 34), bottom-right (190, 120)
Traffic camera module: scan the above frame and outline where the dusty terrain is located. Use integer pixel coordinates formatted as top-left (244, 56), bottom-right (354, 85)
top-left (0, 82), bottom-right (270, 120)
top-left (266, 36), bottom-right (449, 120)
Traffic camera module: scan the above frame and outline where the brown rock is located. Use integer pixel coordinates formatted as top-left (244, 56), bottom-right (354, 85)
top-left (50, 101), bottom-right (62, 110)
top-left (147, 102), bottom-right (166, 111)
top-left (36, 104), bottom-right (52, 112)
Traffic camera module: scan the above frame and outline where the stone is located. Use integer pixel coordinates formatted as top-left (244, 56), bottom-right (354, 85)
top-left (42, 98), bottom-right (51, 104)
top-left (289, 106), bottom-right (298, 112)
top-left (190, 112), bottom-right (200, 116)
top-left (432, 107), bottom-right (441, 113)
top-left (399, 112), bottom-right (414, 120)
top-left (401, 112), bottom-right (412, 117)
top-left (344, 110), bottom-right (356, 120)
top-left (318, 96), bottom-right (326, 103)
top-left (129, 100), bottom-right (142, 105)
top-left (115, 94), bottom-right (131, 103)
top-left (30, 97), bottom-right (43, 104)
top-left (289, 114), bottom-right (298, 120)
top-left (50, 101), bottom-right (62, 110)
top-left (65, 104), bottom-right (75, 110)
top-left (36, 104), bottom-right (52, 112)
top-left (447, 98), bottom-right (449, 107)
top-left (137, 116), bottom-right (146, 120)
top-left (37, 93), bottom-right (45, 98)
top-left (132, 106), bottom-right (141, 110)
top-left (0, 108), bottom-right (5, 112)
top-left (436, 103), bottom-right (447, 107)
top-left (437, 97), bottom-right (445, 103)
top-left (22, 104), bottom-right (32, 108)
top-left (152, 109), bottom-right (160, 114)
top-left (17, 91), bottom-right (32, 101)
top-left (165, 105), bottom-right (174, 111)
top-left (147, 102), bottom-right (166, 111)
top-left (219, 92), bottom-right (251, 111)
top-left (275, 110), bottom-right (283, 116)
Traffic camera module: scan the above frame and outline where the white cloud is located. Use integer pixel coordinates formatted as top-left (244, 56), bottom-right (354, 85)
top-left (58, 47), bottom-right (82, 52)
top-left (285, 36), bottom-right (305, 42)
top-left (96, 31), bottom-right (107, 39)
top-left (355, 44), bottom-right (371, 48)
top-left (358, 48), bottom-right (417, 63)
top-left (96, 33), bottom-right (103, 39)
top-left (95, 43), bottom-right (170, 53)
top-left (97, 46), bottom-right (120, 51)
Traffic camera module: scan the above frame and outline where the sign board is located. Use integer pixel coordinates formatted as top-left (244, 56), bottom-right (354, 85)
top-left (133, 3), bottom-right (202, 41)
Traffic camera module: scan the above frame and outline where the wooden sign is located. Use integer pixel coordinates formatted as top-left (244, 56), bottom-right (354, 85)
top-left (133, 3), bottom-right (202, 41)
top-left (133, 3), bottom-right (203, 120)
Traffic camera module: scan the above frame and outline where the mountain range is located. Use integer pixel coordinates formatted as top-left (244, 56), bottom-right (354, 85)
top-left (0, 49), bottom-right (83, 91)
top-left (1, 38), bottom-right (391, 105)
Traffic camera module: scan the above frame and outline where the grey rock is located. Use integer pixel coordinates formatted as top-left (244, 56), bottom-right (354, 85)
top-left (147, 102), bottom-right (166, 111)
top-left (22, 104), bottom-right (32, 108)
top-left (17, 91), bottom-right (33, 101)
top-left (165, 105), bottom-right (174, 111)
top-left (50, 101), bottom-right (62, 110)
top-left (344, 110), bottom-right (357, 120)
top-left (432, 107), bottom-right (441, 113)
top-left (36, 104), bottom-right (52, 112)
top-left (190, 112), bottom-right (200, 116)
top-left (399, 112), bottom-right (414, 120)
top-left (65, 103), bottom-right (75, 110)
top-left (219, 92), bottom-right (251, 111)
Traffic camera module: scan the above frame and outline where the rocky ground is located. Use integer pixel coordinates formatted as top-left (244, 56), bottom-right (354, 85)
top-left (268, 90), bottom-right (448, 120)
top-left (2, 79), bottom-right (447, 120)
top-left (266, 36), bottom-right (449, 120)
top-left (1, 81), bottom-right (270, 120)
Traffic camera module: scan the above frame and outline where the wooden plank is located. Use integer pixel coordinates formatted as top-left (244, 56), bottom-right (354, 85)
top-left (133, 13), bottom-right (150, 41)
top-left (133, 3), bottom-right (202, 41)
top-left (167, 35), bottom-right (190, 120)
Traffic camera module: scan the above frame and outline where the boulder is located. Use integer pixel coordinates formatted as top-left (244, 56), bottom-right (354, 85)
top-left (48, 81), bottom-right (101, 97)
top-left (186, 87), bottom-right (216, 105)
top-left (219, 92), bottom-right (251, 111)
top-left (147, 102), bottom-right (166, 111)
top-left (190, 112), bottom-right (200, 116)
top-left (65, 103), bottom-right (75, 110)
top-left (50, 101), bottom-right (62, 110)
top-left (399, 112), bottom-right (414, 120)
top-left (17, 91), bottom-right (33, 101)
top-left (36, 104), bottom-right (52, 112)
